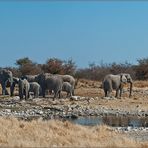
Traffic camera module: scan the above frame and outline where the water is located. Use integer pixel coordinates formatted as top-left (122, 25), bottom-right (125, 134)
top-left (69, 115), bottom-right (148, 127)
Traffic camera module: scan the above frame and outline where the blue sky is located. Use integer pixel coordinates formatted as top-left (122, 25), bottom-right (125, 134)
top-left (0, 1), bottom-right (148, 68)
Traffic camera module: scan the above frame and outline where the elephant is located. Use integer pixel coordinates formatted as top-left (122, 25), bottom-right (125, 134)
top-left (35, 73), bottom-right (63, 100)
top-left (9, 77), bottom-right (19, 96)
top-left (29, 82), bottom-right (41, 98)
top-left (18, 78), bottom-right (30, 100)
top-left (57, 74), bottom-right (75, 96)
top-left (62, 82), bottom-right (73, 97)
top-left (0, 69), bottom-right (13, 96)
top-left (103, 73), bottom-right (133, 98)
top-left (21, 74), bottom-right (38, 82)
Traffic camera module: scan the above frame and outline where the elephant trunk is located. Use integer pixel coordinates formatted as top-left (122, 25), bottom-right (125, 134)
top-left (8, 77), bottom-right (13, 85)
top-left (129, 82), bottom-right (133, 98)
top-left (9, 77), bottom-right (13, 96)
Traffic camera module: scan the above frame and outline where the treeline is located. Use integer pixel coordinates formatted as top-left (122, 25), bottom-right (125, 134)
top-left (3, 57), bottom-right (148, 81)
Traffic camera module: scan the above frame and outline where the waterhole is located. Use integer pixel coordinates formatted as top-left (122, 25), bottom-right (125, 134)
top-left (68, 115), bottom-right (148, 127)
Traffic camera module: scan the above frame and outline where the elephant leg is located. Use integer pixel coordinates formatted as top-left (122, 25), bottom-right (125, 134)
top-left (27, 89), bottom-right (30, 99)
top-left (39, 88), bottom-right (42, 96)
top-left (10, 83), bottom-right (15, 96)
top-left (5, 81), bottom-right (9, 95)
top-left (58, 90), bottom-right (61, 99)
top-left (35, 89), bottom-right (39, 98)
top-left (70, 92), bottom-right (72, 97)
top-left (24, 90), bottom-right (27, 100)
top-left (104, 89), bottom-right (108, 97)
top-left (119, 88), bottom-right (123, 98)
top-left (5, 89), bottom-right (9, 95)
top-left (42, 88), bottom-right (46, 98)
top-left (70, 89), bottom-right (73, 97)
top-left (72, 87), bottom-right (75, 96)
top-left (68, 91), bottom-right (72, 97)
top-left (1, 82), bottom-right (6, 95)
top-left (53, 90), bottom-right (60, 101)
top-left (36, 91), bottom-right (39, 98)
top-left (115, 89), bottom-right (120, 98)
top-left (119, 83), bottom-right (124, 98)
top-left (34, 92), bottom-right (38, 98)
top-left (53, 92), bottom-right (56, 101)
top-left (25, 89), bottom-right (29, 100)
top-left (28, 91), bottom-right (30, 99)
top-left (108, 89), bottom-right (112, 97)
top-left (19, 90), bottom-right (23, 100)
top-left (66, 92), bottom-right (69, 97)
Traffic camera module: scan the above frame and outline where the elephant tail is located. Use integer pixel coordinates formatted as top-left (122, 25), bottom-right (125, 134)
top-left (74, 78), bottom-right (79, 89)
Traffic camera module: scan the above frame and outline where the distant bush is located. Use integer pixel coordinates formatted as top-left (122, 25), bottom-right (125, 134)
top-left (75, 62), bottom-right (135, 81)
top-left (11, 57), bottom-right (76, 77)
top-left (134, 58), bottom-right (148, 80)
top-left (1, 56), bottom-right (148, 81)
top-left (41, 58), bottom-right (76, 75)
top-left (15, 57), bottom-right (42, 76)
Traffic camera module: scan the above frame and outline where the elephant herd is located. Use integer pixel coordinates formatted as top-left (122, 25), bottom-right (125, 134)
top-left (0, 68), bottom-right (133, 100)
top-left (0, 69), bottom-right (75, 100)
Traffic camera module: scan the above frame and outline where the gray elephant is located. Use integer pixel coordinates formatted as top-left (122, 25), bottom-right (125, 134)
top-left (58, 74), bottom-right (75, 96)
top-left (35, 73), bottom-right (63, 100)
top-left (103, 73), bottom-right (133, 98)
top-left (9, 77), bottom-right (19, 96)
top-left (18, 78), bottom-right (30, 100)
top-left (0, 69), bottom-right (13, 96)
top-left (62, 82), bottom-right (73, 97)
top-left (6, 77), bottom-right (19, 96)
top-left (21, 74), bottom-right (38, 82)
top-left (29, 82), bottom-right (41, 98)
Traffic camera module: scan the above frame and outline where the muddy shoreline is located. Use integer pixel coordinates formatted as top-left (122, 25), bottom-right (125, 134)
top-left (0, 96), bottom-right (147, 121)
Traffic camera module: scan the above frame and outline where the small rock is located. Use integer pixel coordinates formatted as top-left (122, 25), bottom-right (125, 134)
top-left (5, 109), bottom-right (11, 113)
top-left (71, 114), bottom-right (78, 119)
top-left (70, 96), bottom-right (80, 101)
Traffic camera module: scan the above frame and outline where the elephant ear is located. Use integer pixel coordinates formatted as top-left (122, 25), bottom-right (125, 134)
top-left (120, 74), bottom-right (127, 83)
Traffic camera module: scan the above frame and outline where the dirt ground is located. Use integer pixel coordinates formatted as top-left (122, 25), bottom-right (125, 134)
top-left (1, 79), bottom-right (148, 113)
top-left (74, 79), bottom-right (148, 112)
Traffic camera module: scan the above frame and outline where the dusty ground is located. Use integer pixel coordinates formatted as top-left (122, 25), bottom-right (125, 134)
top-left (75, 79), bottom-right (148, 112)
top-left (2, 79), bottom-right (148, 110)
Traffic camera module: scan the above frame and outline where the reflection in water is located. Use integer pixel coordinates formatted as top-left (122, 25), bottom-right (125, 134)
top-left (69, 116), bottom-right (148, 127)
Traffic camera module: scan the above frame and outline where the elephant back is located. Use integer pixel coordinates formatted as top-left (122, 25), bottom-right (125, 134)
top-left (60, 75), bottom-right (75, 86)
top-left (21, 75), bottom-right (38, 82)
top-left (45, 75), bottom-right (63, 90)
top-left (18, 79), bottom-right (30, 89)
top-left (29, 82), bottom-right (40, 91)
top-left (62, 82), bottom-right (72, 91)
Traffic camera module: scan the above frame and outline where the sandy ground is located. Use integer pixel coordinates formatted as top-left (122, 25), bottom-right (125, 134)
top-left (75, 79), bottom-right (148, 112)
top-left (2, 79), bottom-right (148, 112)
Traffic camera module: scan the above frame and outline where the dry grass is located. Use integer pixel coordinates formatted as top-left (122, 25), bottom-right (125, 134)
top-left (134, 80), bottom-right (148, 88)
top-left (0, 117), bottom-right (147, 147)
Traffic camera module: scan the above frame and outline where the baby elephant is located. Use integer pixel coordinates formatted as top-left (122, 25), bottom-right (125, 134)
top-left (18, 78), bottom-right (30, 100)
top-left (29, 82), bottom-right (41, 98)
top-left (62, 82), bottom-right (73, 97)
